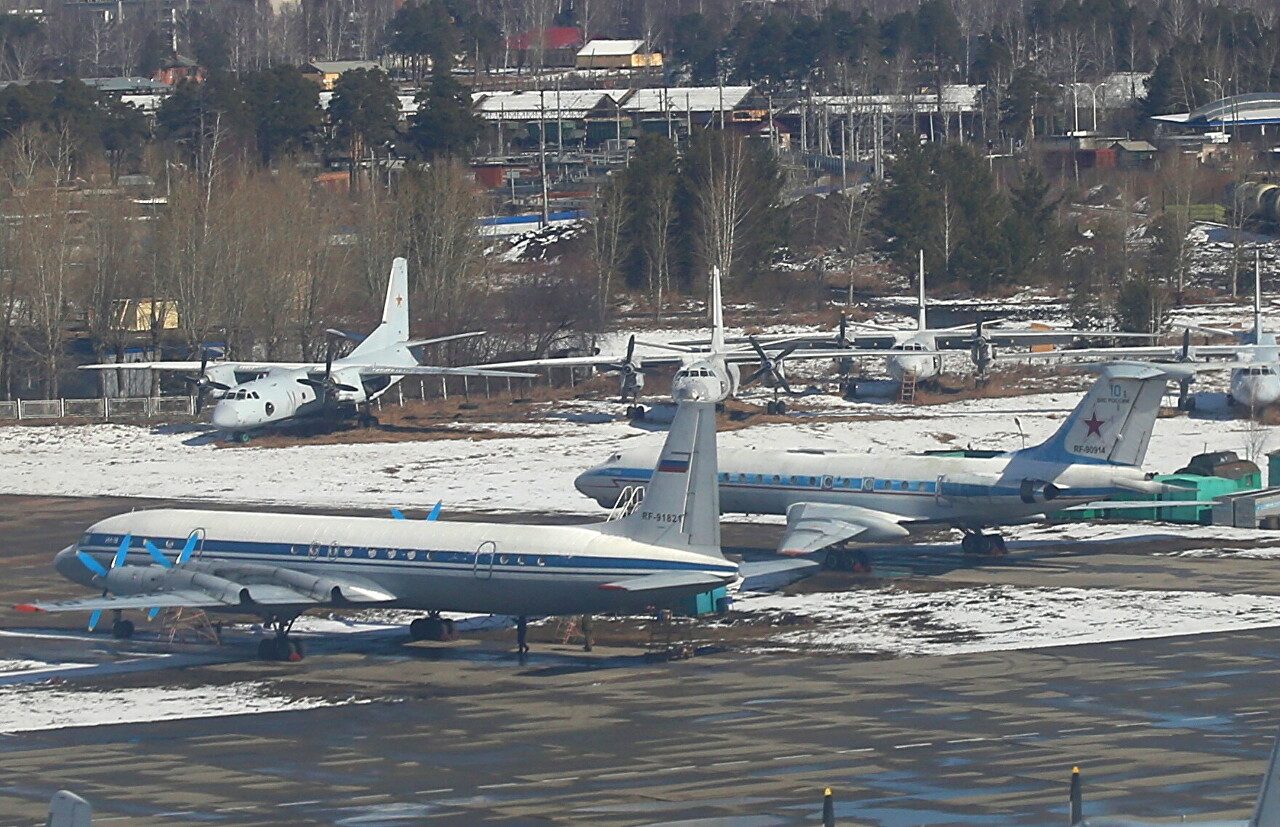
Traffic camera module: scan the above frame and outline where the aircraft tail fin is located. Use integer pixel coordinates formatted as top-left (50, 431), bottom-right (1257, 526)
top-left (1250, 727), bottom-right (1280, 827)
top-left (917, 249), bottom-right (927, 332)
top-left (1014, 362), bottom-right (1191, 467)
top-left (599, 401), bottom-right (723, 557)
top-left (710, 267), bottom-right (726, 353)
top-left (350, 258), bottom-right (409, 358)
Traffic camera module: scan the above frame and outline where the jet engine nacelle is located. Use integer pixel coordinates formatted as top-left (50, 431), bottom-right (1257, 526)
top-left (1018, 478), bottom-right (1061, 504)
top-left (937, 473), bottom-right (1060, 504)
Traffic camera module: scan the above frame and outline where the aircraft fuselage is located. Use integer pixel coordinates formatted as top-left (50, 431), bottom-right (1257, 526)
top-left (58, 509), bottom-right (739, 617)
top-left (577, 447), bottom-right (1151, 532)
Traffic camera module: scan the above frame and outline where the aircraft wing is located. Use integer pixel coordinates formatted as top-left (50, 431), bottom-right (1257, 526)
top-left (598, 571), bottom-right (730, 592)
top-left (720, 346), bottom-right (949, 363)
top-left (737, 558), bottom-right (821, 591)
top-left (17, 566), bottom-right (400, 615)
top-left (931, 329), bottom-right (1152, 348)
top-left (79, 361), bottom-right (314, 372)
top-left (471, 353), bottom-right (689, 371)
top-left (998, 345), bottom-right (1245, 361)
top-left (778, 502), bottom-right (912, 556)
top-left (17, 590), bottom-right (244, 613)
top-left (359, 365), bottom-right (538, 379)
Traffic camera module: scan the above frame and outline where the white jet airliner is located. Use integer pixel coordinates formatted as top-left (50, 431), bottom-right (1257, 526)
top-left (576, 362), bottom-right (1193, 562)
top-left (18, 397), bottom-right (743, 659)
top-left (82, 259), bottom-right (532, 440)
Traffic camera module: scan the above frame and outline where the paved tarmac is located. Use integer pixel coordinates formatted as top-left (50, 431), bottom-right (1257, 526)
top-left (1, 495), bottom-right (1279, 826)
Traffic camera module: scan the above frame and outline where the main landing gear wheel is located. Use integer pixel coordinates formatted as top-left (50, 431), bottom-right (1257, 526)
top-left (258, 637), bottom-right (304, 661)
top-left (258, 616), bottom-right (303, 661)
top-left (232, 431), bottom-right (251, 443)
top-left (111, 619), bottom-right (134, 639)
top-left (625, 405), bottom-right (646, 420)
top-left (766, 400), bottom-right (788, 415)
top-left (961, 533), bottom-right (1008, 556)
top-left (822, 549), bottom-right (871, 572)
top-left (409, 616), bottom-right (457, 642)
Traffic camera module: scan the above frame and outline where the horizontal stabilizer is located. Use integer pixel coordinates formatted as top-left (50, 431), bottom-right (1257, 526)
top-left (779, 502), bottom-right (910, 556)
top-left (599, 571), bottom-right (728, 593)
top-left (404, 331), bottom-right (486, 348)
top-left (738, 558), bottom-right (820, 592)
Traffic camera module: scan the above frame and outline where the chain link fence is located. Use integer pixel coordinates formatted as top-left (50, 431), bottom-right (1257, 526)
top-left (0, 397), bottom-right (195, 422)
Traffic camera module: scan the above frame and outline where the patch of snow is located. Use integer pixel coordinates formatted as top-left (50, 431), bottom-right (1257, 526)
top-left (734, 586), bottom-right (1280, 657)
top-left (0, 681), bottom-right (374, 734)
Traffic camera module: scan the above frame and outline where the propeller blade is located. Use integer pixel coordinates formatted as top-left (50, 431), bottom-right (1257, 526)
top-left (208, 380), bottom-right (230, 391)
top-left (778, 343), bottom-right (800, 360)
top-left (743, 367), bottom-right (768, 387)
top-left (748, 336), bottom-right (770, 362)
top-left (324, 336), bottom-right (335, 377)
top-left (334, 383), bottom-right (359, 393)
top-left (76, 550), bottom-right (108, 577)
top-left (390, 508), bottom-right (407, 520)
top-left (298, 377), bottom-right (325, 389)
top-left (88, 609), bottom-right (102, 631)
top-left (143, 540), bottom-right (173, 568)
top-left (147, 607), bottom-right (162, 621)
top-left (778, 376), bottom-right (794, 395)
top-left (427, 501), bottom-right (442, 521)
top-left (1181, 328), bottom-right (1192, 361)
top-left (838, 313), bottom-right (848, 345)
top-left (178, 533), bottom-right (198, 564)
top-left (624, 334), bottom-right (636, 364)
top-left (111, 534), bottom-right (132, 569)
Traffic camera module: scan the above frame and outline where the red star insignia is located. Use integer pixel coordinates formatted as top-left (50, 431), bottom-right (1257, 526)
top-left (1083, 411), bottom-right (1105, 438)
top-left (395, 296), bottom-right (404, 307)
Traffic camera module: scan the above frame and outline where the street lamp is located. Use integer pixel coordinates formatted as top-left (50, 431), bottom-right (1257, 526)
top-left (1086, 82), bottom-right (1107, 132)
top-left (1203, 77), bottom-right (1236, 140)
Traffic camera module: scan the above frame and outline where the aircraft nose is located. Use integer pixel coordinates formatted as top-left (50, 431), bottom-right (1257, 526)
top-left (574, 468), bottom-right (609, 503)
top-left (54, 544), bottom-right (93, 586)
top-left (210, 403), bottom-right (239, 430)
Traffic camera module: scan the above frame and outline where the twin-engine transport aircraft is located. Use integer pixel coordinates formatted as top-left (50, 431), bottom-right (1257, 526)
top-left (576, 362), bottom-right (1192, 562)
top-left (1068, 725), bottom-right (1280, 826)
top-left (17, 399), bottom-right (739, 660)
top-left (674, 251), bottom-right (1146, 385)
top-left (82, 259), bottom-right (532, 440)
top-left (1005, 255), bottom-right (1278, 411)
top-left (476, 266), bottom-right (918, 416)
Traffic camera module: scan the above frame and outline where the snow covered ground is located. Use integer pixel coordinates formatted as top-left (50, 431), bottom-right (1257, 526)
top-left (732, 585), bottom-right (1280, 657)
top-left (0, 679), bottom-right (371, 734)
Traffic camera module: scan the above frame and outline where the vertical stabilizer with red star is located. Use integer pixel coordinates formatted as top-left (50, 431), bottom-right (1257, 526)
top-left (1013, 362), bottom-right (1183, 467)
top-left (350, 257), bottom-right (410, 358)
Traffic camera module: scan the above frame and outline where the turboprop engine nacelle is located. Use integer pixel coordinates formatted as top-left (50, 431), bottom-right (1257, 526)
top-left (204, 364), bottom-right (239, 397)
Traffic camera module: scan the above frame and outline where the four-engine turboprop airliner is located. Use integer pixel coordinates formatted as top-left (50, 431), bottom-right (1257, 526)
top-left (576, 362), bottom-right (1193, 562)
top-left (17, 399), bottom-right (738, 660)
top-left (81, 259), bottom-right (533, 440)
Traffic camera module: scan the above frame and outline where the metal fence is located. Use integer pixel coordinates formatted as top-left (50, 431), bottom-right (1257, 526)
top-left (0, 396), bottom-right (196, 421)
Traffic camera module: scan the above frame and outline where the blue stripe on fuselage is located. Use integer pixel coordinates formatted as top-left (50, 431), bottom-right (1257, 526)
top-left (79, 534), bottom-right (737, 577)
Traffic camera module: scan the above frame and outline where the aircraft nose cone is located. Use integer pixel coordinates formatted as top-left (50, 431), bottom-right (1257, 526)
top-left (210, 403), bottom-right (239, 430)
top-left (54, 544), bottom-right (92, 586)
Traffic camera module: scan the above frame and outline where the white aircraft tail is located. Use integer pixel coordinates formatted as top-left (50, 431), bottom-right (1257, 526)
top-left (710, 267), bottom-right (726, 353)
top-left (350, 258), bottom-right (409, 358)
top-left (599, 401), bottom-right (723, 557)
top-left (1251, 726), bottom-right (1280, 827)
top-left (917, 249), bottom-right (927, 332)
top-left (1014, 362), bottom-right (1191, 468)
